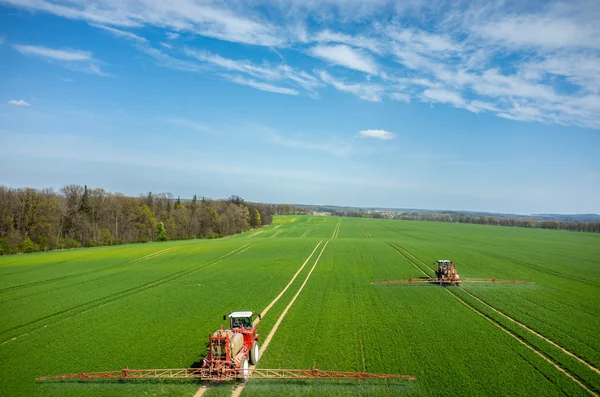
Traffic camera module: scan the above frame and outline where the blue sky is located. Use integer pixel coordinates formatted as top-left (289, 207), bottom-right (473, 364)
top-left (1, 0), bottom-right (599, 214)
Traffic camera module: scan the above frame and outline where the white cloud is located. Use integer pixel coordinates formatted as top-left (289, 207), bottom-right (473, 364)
top-left (90, 23), bottom-right (147, 43)
top-left (318, 71), bottom-right (385, 102)
top-left (12, 44), bottom-right (109, 76)
top-left (3, 0), bottom-right (600, 129)
top-left (520, 53), bottom-right (600, 94)
top-left (13, 44), bottom-right (91, 61)
top-left (8, 99), bottom-right (31, 106)
top-left (473, 14), bottom-right (600, 50)
top-left (185, 48), bottom-right (280, 79)
top-left (224, 75), bottom-right (299, 95)
top-left (313, 30), bottom-right (383, 54)
top-left (136, 45), bottom-right (200, 72)
top-left (1, 0), bottom-right (286, 47)
top-left (184, 48), bottom-right (320, 95)
top-left (422, 89), bottom-right (465, 106)
top-left (309, 44), bottom-right (378, 74)
top-left (387, 27), bottom-right (462, 54)
top-left (358, 129), bottom-right (395, 140)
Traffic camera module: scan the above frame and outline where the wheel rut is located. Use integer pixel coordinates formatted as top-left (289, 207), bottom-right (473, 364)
top-left (230, 240), bottom-right (330, 397)
top-left (388, 241), bottom-right (599, 394)
top-left (0, 246), bottom-right (180, 293)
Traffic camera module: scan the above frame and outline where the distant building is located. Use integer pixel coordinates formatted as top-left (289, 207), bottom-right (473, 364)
top-left (312, 211), bottom-right (331, 216)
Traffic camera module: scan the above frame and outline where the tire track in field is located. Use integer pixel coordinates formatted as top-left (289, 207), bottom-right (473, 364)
top-left (390, 241), bottom-right (600, 375)
top-left (269, 230), bottom-right (283, 239)
top-left (0, 246), bottom-right (127, 278)
top-left (0, 244), bottom-right (254, 345)
top-left (231, 241), bottom-right (330, 397)
top-left (331, 218), bottom-right (342, 239)
top-left (300, 229), bottom-right (311, 238)
top-left (459, 287), bottom-right (600, 376)
top-left (1, 246), bottom-right (209, 305)
top-left (389, 242), bottom-right (599, 394)
top-left (463, 245), bottom-right (600, 288)
top-left (0, 246), bottom-right (180, 293)
top-left (255, 240), bottom-right (324, 322)
top-left (195, 241), bottom-right (324, 397)
top-left (282, 225), bottom-right (297, 238)
top-left (387, 242), bottom-right (434, 277)
top-left (128, 246), bottom-right (180, 263)
top-left (445, 289), bottom-right (597, 396)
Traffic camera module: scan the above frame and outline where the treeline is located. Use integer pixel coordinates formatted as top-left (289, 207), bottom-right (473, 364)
top-left (0, 186), bottom-right (278, 255)
top-left (333, 211), bottom-right (600, 233)
top-left (396, 213), bottom-right (600, 232)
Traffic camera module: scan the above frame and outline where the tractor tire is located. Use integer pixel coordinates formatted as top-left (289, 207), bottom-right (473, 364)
top-left (250, 341), bottom-right (260, 365)
top-left (238, 357), bottom-right (249, 383)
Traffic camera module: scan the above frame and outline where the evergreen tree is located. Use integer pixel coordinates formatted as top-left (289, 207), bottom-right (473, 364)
top-left (79, 185), bottom-right (90, 214)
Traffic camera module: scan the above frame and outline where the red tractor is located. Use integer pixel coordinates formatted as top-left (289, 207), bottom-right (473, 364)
top-left (434, 260), bottom-right (460, 285)
top-left (202, 311), bottom-right (261, 382)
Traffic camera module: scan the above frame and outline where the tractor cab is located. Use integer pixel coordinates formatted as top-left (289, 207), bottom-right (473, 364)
top-left (225, 311), bottom-right (259, 329)
top-left (434, 260), bottom-right (459, 282)
top-left (223, 311), bottom-right (261, 357)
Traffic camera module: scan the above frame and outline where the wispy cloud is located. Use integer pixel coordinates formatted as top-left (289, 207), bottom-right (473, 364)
top-left (318, 71), bottom-right (384, 102)
top-left (8, 99), bottom-right (31, 106)
top-left (313, 30), bottom-right (383, 54)
top-left (358, 129), bottom-right (395, 140)
top-left (224, 75), bottom-right (299, 95)
top-left (135, 45), bottom-right (200, 72)
top-left (1, 0), bottom-right (286, 47)
top-left (90, 23), bottom-right (147, 43)
top-left (422, 89), bottom-right (465, 107)
top-left (4, 0), bottom-right (600, 129)
top-left (184, 48), bottom-right (320, 95)
top-left (473, 12), bottom-right (600, 50)
top-left (13, 44), bottom-right (109, 76)
top-left (309, 44), bottom-right (378, 74)
top-left (13, 44), bottom-right (91, 61)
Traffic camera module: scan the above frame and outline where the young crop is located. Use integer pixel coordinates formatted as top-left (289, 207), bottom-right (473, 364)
top-left (1, 215), bottom-right (598, 396)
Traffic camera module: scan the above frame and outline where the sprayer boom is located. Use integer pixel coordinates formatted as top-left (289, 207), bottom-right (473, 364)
top-left (36, 367), bottom-right (416, 382)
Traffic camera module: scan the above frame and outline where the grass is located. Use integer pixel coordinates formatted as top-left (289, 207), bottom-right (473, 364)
top-left (1, 215), bottom-right (599, 396)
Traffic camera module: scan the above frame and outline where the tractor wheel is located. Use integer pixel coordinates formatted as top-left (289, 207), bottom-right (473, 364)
top-left (238, 357), bottom-right (249, 383)
top-left (250, 341), bottom-right (260, 365)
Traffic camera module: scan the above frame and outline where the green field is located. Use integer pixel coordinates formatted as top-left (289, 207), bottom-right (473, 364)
top-left (1, 216), bottom-right (599, 396)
